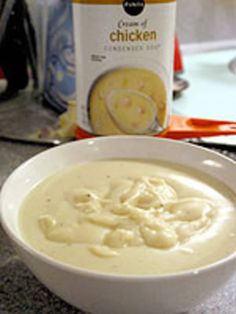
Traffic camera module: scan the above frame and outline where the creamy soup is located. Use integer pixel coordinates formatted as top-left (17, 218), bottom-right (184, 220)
top-left (19, 160), bottom-right (236, 275)
top-left (89, 68), bottom-right (166, 135)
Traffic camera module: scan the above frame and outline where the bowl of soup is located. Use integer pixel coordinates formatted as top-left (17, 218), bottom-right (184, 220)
top-left (1, 136), bottom-right (236, 314)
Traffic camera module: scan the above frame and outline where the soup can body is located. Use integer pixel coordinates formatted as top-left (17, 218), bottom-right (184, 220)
top-left (72, 0), bottom-right (176, 137)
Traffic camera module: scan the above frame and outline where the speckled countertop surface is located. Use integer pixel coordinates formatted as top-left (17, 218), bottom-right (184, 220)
top-left (1, 91), bottom-right (236, 314)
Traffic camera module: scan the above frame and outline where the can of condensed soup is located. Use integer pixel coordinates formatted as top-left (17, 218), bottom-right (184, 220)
top-left (72, 0), bottom-right (176, 137)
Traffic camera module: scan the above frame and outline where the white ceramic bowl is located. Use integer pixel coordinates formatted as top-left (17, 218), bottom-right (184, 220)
top-left (1, 136), bottom-right (236, 314)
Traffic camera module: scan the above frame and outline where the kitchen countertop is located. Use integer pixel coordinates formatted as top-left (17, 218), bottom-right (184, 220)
top-left (173, 49), bottom-right (236, 121)
top-left (1, 90), bottom-right (236, 314)
top-left (173, 48), bottom-right (236, 146)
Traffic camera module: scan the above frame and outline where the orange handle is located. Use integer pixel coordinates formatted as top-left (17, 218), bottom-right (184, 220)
top-left (75, 115), bottom-right (236, 140)
top-left (160, 115), bottom-right (236, 139)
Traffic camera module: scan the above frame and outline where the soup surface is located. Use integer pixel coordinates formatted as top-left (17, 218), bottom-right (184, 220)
top-left (89, 68), bottom-right (167, 135)
top-left (19, 160), bottom-right (236, 275)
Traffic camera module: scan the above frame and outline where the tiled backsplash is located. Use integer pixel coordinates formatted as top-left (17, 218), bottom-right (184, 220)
top-left (176, 0), bottom-right (236, 44)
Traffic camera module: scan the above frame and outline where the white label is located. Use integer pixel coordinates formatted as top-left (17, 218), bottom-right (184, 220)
top-left (73, 2), bottom-right (176, 135)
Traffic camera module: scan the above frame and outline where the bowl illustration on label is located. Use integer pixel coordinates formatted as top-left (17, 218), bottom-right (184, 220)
top-left (88, 67), bottom-right (167, 135)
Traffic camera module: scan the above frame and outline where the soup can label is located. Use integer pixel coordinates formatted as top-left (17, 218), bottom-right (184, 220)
top-left (72, 0), bottom-right (176, 136)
